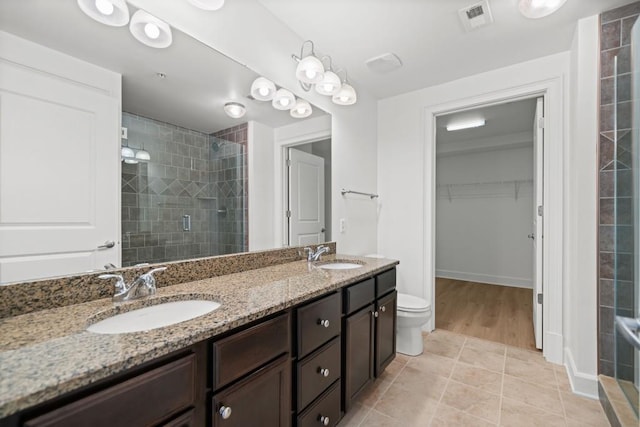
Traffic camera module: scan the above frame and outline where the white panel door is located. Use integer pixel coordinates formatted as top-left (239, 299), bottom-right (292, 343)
top-left (288, 148), bottom-right (325, 246)
top-left (532, 97), bottom-right (544, 349)
top-left (0, 59), bottom-right (119, 283)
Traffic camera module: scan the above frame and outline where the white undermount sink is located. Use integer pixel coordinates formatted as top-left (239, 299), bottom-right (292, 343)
top-left (87, 300), bottom-right (221, 334)
top-left (318, 262), bottom-right (363, 270)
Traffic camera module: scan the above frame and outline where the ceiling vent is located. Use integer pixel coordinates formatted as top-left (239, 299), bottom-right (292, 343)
top-left (458, 0), bottom-right (494, 31)
top-left (365, 53), bottom-right (403, 74)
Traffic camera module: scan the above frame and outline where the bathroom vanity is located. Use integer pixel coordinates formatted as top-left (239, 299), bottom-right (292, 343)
top-left (0, 252), bottom-right (398, 427)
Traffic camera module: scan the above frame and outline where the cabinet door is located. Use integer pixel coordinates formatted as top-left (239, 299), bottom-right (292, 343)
top-left (375, 291), bottom-right (397, 377)
top-left (212, 355), bottom-right (290, 427)
top-left (343, 304), bottom-right (374, 411)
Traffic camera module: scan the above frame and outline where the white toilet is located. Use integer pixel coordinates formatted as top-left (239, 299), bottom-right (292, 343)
top-left (396, 293), bottom-right (432, 356)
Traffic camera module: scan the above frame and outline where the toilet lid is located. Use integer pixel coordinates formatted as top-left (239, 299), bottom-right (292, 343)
top-left (397, 293), bottom-right (430, 312)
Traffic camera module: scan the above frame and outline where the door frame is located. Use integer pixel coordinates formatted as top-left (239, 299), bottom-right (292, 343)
top-left (425, 78), bottom-right (564, 364)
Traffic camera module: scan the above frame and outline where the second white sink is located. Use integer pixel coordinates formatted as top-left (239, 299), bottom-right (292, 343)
top-left (87, 300), bottom-right (221, 334)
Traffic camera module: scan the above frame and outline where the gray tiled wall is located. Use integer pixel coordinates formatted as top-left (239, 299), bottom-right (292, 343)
top-left (121, 113), bottom-right (247, 266)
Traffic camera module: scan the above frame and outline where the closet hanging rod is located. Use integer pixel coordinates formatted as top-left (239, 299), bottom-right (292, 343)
top-left (341, 189), bottom-right (379, 199)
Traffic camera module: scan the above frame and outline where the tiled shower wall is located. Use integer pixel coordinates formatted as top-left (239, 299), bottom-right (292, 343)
top-left (598, 2), bottom-right (639, 378)
top-left (121, 113), bottom-right (247, 266)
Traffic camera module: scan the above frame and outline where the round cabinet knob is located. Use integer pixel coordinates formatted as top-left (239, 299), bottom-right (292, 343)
top-left (380, 305), bottom-right (386, 312)
top-left (318, 319), bottom-right (330, 328)
top-left (318, 367), bottom-right (330, 377)
top-left (219, 405), bottom-right (232, 419)
top-left (372, 311), bottom-right (379, 318)
top-left (319, 415), bottom-right (330, 426)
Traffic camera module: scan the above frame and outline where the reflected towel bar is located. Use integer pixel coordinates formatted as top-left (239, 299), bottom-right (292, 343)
top-left (341, 189), bottom-right (379, 199)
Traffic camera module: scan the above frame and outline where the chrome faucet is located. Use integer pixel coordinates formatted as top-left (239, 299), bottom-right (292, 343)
top-left (304, 245), bottom-right (330, 262)
top-left (99, 267), bottom-right (167, 302)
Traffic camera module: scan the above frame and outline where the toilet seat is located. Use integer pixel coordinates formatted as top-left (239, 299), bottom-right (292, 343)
top-left (397, 293), bottom-right (429, 313)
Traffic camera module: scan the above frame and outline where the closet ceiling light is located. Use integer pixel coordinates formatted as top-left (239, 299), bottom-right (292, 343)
top-left (518, 0), bottom-right (567, 18)
top-left (250, 77), bottom-right (277, 101)
top-left (290, 99), bottom-right (313, 118)
top-left (77, 0), bottom-right (129, 26)
top-left (332, 83), bottom-right (357, 106)
top-left (315, 70), bottom-right (342, 96)
top-left (224, 102), bottom-right (246, 118)
top-left (186, 0), bottom-right (225, 11)
top-left (272, 89), bottom-right (296, 110)
top-left (129, 10), bottom-right (172, 48)
top-left (446, 119), bottom-right (486, 131)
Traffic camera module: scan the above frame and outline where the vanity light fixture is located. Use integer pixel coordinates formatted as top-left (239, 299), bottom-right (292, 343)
top-left (518, 0), bottom-right (567, 18)
top-left (129, 10), bottom-right (172, 48)
top-left (290, 99), bottom-right (313, 118)
top-left (446, 118), bottom-right (486, 131)
top-left (135, 149), bottom-right (151, 161)
top-left (77, 0), bottom-right (130, 27)
top-left (315, 56), bottom-right (342, 96)
top-left (272, 88), bottom-right (296, 110)
top-left (186, 0), bottom-right (225, 10)
top-left (250, 77), bottom-right (277, 101)
top-left (331, 70), bottom-right (357, 105)
top-left (292, 40), bottom-right (325, 89)
top-left (224, 102), bottom-right (246, 119)
top-left (121, 146), bottom-right (138, 164)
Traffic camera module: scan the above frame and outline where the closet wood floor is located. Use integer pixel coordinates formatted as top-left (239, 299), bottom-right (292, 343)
top-left (435, 278), bottom-right (536, 351)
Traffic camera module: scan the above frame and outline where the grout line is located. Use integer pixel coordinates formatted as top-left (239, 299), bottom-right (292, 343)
top-left (496, 347), bottom-right (506, 426)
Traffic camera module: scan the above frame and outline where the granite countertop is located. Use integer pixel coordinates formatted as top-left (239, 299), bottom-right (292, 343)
top-left (0, 254), bottom-right (398, 418)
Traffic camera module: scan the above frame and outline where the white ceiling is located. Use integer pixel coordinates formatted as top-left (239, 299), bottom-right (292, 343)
top-left (259, 0), bottom-right (632, 99)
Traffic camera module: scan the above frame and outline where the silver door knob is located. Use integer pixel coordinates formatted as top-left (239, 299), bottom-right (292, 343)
top-left (321, 227), bottom-right (326, 232)
top-left (318, 319), bottom-right (330, 328)
top-left (528, 233), bottom-right (535, 240)
top-left (318, 368), bottom-right (330, 377)
top-left (97, 240), bottom-right (115, 249)
top-left (380, 306), bottom-right (386, 312)
top-left (219, 405), bottom-right (232, 419)
top-left (319, 415), bottom-right (330, 426)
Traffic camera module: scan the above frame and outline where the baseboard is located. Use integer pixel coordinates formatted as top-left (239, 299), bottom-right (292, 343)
top-left (436, 269), bottom-right (533, 289)
top-left (565, 347), bottom-right (599, 399)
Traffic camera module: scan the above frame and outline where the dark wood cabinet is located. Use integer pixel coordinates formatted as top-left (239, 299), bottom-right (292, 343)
top-left (343, 303), bottom-right (375, 411)
top-left (375, 291), bottom-right (397, 376)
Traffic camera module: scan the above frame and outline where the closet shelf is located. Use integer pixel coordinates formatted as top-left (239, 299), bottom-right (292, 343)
top-left (437, 179), bottom-right (533, 202)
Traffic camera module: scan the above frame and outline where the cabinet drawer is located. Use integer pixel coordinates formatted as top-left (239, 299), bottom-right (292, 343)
top-left (375, 269), bottom-right (396, 297)
top-left (25, 354), bottom-right (196, 427)
top-left (297, 292), bottom-right (341, 358)
top-left (213, 313), bottom-right (290, 390)
top-left (297, 380), bottom-right (341, 427)
top-left (343, 278), bottom-right (375, 315)
top-left (297, 337), bottom-right (341, 411)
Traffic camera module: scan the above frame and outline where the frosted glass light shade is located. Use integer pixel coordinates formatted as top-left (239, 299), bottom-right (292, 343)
top-left (332, 83), bottom-right (357, 105)
top-left (187, 0), bottom-right (225, 10)
top-left (518, 0), bottom-right (567, 18)
top-left (135, 149), bottom-right (151, 161)
top-left (290, 99), bottom-right (312, 118)
top-left (121, 146), bottom-right (135, 160)
top-left (129, 10), bottom-right (172, 48)
top-left (250, 77), bottom-right (276, 101)
top-left (315, 70), bottom-right (342, 96)
top-left (272, 89), bottom-right (296, 110)
top-left (224, 102), bottom-right (246, 118)
top-left (295, 55), bottom-right (325, 84)
top-left (77, 0), bottom-right (129, 26)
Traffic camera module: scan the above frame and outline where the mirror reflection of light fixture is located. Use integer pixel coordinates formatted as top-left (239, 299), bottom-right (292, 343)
top-left (518, 0), bottom-right (567, 18)
top-left (135, 149), bottom-right (151, 161)
top-left (290, 99), bottom-right (313, 118)
top-left (292, 40), bottom-right (325, 90)
top-left (272, 88), bottom-right (296, 110)
top-left (129, 10), bottom-right (172, 48)
top-left (186, 0), bottom-right (225, 10)
top-left (77, 0), bottom-right (129, 26)
top-left (224, 102), bottom-right (246, 118)
top-left (315, 56), bottom-right (342, 96)
top-left (121, 146), bottom-right (138, 164)
top-left (250, 77), bottom-right (277, 101)
top-left (446, 118), bottom-right (486, 131)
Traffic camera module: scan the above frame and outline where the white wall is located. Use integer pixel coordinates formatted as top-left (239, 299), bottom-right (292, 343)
top-left (564, 15), bottom-right (599, 398)
top-left (248, 121), bottom-right (275, 251)
top-left (436, 146), bottom-right (534, 288)
top-left (129, 0), bottom-right (378, 256)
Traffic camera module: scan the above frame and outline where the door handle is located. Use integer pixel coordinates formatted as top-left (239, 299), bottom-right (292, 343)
top-left (528, 233), bottom-right (535, 240)
top-left (321, 227), bottom-right (326, 233)
top-left (97, 240), bottom-right (115, 249)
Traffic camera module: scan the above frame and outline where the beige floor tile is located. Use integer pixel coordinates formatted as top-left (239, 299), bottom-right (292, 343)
top-left (376, 358), bottom-right (406, 383)
top-left (500, 397), bottom-right (566, 427)
top-left (458, 345), bottom-right (506, 373)
top-left (406, 351), bottom-right (456, 378)
top-left (502, 375), bottom-right (563, 415)
top-left (373, 383), bottom-right (439, 425)
top-left (505, 346), bottom-right (546, 365)
top-left (560, 391), bottom-right (610, 427)
top-left (431, 403), bottom-right (497, 427)
top-left (423, 331), bottom-right (465, 359)
top-left (357, 378), bottom-right (392, 408)
top-left (394, 352), bottom-right (411, 366)
top-left (337, 402), bottom-right (371, 427)
top-left (359, 409), bottom-right (403, 427)
top-left (392, 365), bottom-right (449, 400)
top-left (553, 364), bottom-right (572, 393)
top-left (504, 355), bottom-right (557, 388)
top-left (440, 380), bottom-right (501, 424)
top-left (450, 361), bottom-right (502, 394)
top-left (464, 337), bottom-right (506, 356)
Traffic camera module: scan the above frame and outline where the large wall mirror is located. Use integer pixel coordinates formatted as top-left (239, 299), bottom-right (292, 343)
top-left (0, 0), bottom-right (331, 284)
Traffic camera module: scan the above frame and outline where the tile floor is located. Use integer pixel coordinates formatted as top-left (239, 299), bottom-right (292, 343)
top-left (338, 330), bottom-right (610, 427)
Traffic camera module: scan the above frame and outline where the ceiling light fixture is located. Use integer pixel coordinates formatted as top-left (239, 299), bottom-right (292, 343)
top-left (292, 40), bottom-right (325, 90)
top-left (272, 88), bottom-right (296, 110)
top-left (315, 56), bottom-right (342, 96)
top-left (224, 102), bottom-right (246, 119)
top-left (129, 10), bottom-right (172, 48)
top-left (186, 0), bottom-right (225, 11)
top-left (290, 99), bottom-right (313, 118)
top-left (77, 0), bottom-right (129, 26)
top-left (446, 118), bottom-right (486, 131)
top-left (518, 0), bottom-right (567, 18)
top-left (250, 77), bottom-right (277, 101)
top-left (332, 70), bottom-right (357, 106)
